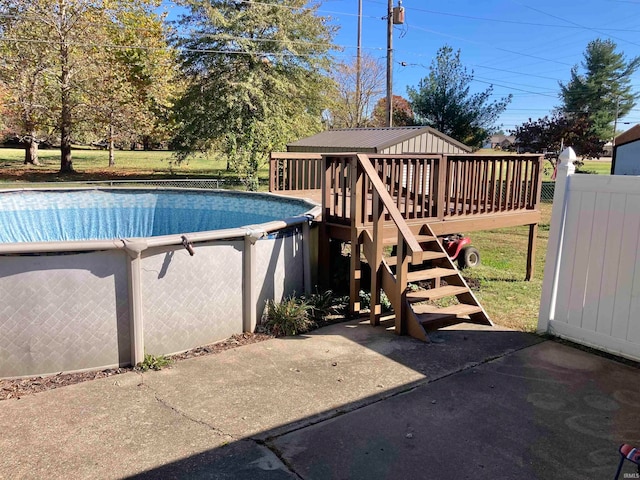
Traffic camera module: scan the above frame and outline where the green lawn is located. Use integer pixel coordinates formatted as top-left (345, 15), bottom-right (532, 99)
top-left (0, 147), bottom-right (272, 185)
top-left (578, 159), bottom-right (612, 175)
top-left (462, 203), bottom-right (552, 332)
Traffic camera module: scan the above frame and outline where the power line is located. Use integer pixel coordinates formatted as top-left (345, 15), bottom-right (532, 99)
top-left (509, 0), bottom-right (640, 48)
top-left (407, 24), bottom-right (573, 67)
top-left (0, 36), bottom-right (343, 58)
top-left (364, 0), bottom-right (640, 32)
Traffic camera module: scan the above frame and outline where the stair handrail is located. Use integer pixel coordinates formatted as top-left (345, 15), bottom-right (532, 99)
top-left (356, 153), bottom-right (423, 264)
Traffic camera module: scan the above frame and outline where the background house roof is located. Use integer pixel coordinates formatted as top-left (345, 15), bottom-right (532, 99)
top-left (287, 126), bottom-right (472, 153)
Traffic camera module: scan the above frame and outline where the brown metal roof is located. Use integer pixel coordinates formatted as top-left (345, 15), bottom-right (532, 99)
top-left (615, 124), bottom-right (640, 147)
top-left (287, 126), bottom-right (471, 152)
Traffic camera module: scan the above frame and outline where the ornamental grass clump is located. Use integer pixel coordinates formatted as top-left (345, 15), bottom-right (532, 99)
top-left (302, 289), bottom-right (348, 320)
top-left (263, 296), bottom-right (315, 337)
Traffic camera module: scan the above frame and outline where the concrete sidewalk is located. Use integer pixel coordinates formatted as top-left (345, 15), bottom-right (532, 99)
top-left (1, 320), bottom-right (639, 479)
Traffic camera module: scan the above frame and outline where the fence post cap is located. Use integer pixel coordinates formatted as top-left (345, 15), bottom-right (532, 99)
top-left (559, 147), bottom-right (577, 165)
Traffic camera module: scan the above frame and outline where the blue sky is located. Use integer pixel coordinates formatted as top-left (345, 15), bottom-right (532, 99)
top-left (164, 0), bottom-right (640, 133)
top-left (326, 0), bottom-right (640, 132)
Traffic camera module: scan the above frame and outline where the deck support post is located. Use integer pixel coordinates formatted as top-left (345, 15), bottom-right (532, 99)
top-left (370, 189), bottom-right (385, 326)
top-left (525, 223), bottom-right (538, 281)
top-left (350, 157), bottom-right (364, 315)
top-left (395, 236), bottom-right (409, 335)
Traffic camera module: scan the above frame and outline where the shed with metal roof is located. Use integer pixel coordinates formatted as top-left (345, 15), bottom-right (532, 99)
top-left (287, 126), bottom-right (472, 154)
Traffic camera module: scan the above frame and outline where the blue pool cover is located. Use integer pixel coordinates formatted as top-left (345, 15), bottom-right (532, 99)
top-left (0, 189), bottom-right (311, 243)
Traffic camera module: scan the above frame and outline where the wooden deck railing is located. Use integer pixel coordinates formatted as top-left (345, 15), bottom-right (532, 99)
top-left (271, 152), bottom-right (544, 225)
top-left (443, 155), bottom-right (543, 217)
top-left (270, 152), bottom-right (323, 192)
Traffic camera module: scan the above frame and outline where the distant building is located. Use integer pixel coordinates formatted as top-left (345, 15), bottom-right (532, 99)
top-left (487, 134), bottom-right (516, 150)
top-left (287, 126), bottom-right (472, 154)
top-left (612, 125), bottom-right (640, 175)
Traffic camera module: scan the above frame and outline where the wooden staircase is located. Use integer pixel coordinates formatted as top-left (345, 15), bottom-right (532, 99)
top-left (366, 223), bottom-right (492, 342)
top-left (316, 152), bottom-right (500, 343)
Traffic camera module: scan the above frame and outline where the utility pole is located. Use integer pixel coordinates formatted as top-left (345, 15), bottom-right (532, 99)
top-left (386, 1), bottom-right (404, 128)
top-left (356, 0), bottom-right (362, 127)
top-left (385, 0), bottom-right (393, 127)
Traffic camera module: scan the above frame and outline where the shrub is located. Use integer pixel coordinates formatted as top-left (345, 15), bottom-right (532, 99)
top-left (359, 289), bottom-right (392, 312)
top-left (302, 289), bottom-right (349, 320)
top-left (263, 296), bottom-right (315, 336)
top-left (137, 353), bottom-right (172, 372)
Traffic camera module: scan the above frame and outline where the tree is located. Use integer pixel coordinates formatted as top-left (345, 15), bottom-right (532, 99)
top-left (512, 112), bottom-right (604, 166)
top-left (0, 0), bottom-right (174, 172)
top-left (329, 53), bottom-right (385, 128)
top-left (560, 39), bottom-right (640, 141)
top-left (172, 0), bottom-right (336, 190)
top-left (0, 5), bottom-right (57, 165)
top-left (407, 45), bottom-right (511, 148)
top-left (370, 95), bottom-right (414, 127)
top-left (92, 6), bottom-right (179, 166)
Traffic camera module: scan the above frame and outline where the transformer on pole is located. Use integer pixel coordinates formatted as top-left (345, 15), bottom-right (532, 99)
top-left (386, 1), bottom-right (404, 127)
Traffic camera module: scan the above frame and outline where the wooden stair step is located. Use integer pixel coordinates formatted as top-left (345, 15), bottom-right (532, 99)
top-left (407, 267), bottom-right (458, 282)
top-left (382, 234), bottom-right (436, 246)
top-left (413, 303), bottom-right (484, 323)
top-left (384, 251), bottom-right (447, 266)
top-left (406, 285), bottom-right (470, 303)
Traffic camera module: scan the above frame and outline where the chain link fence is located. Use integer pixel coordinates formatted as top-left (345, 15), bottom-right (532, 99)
top-left (541, 181), bottom-right (555, 203)
top-left (2, 178), bottom-right (272, 190)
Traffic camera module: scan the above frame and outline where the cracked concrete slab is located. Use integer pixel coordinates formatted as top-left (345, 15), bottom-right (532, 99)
top-left (141, 321), bottom-right (541, 441)
top-left (0, 320), bottom-right (559, 479)
top-left (271, 341), bottom-right (640, 480)
top-left (0, 372), bottom-right (235, 479)
top-left (129, 440), bottom-right (298, 480)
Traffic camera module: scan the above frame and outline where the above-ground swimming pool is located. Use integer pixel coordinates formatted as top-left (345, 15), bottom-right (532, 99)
top-left (0, 188), bottom-right (320, 378)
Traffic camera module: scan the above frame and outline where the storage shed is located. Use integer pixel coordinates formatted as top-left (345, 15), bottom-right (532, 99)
top-left (612, 124), bottom-right (640, 175)
top-left (287, 126), bottom-right (472, 154)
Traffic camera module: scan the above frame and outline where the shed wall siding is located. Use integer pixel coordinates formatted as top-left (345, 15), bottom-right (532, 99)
top-left (378, 132), bottom-right (467, 155)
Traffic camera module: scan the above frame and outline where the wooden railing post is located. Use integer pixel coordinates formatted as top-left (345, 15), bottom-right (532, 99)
top-left (269, 153), bottom-right (277, 192)
top-left (370, 188), bottom-right (384, 326)
top-left (395, 235), bottom-right (409, 335)
top-left (437, 155), bottom-right (447, 219)
top-left (350, 156), bottom-right (363, 315)
top-left (318, 155), bottom-right (332, 288)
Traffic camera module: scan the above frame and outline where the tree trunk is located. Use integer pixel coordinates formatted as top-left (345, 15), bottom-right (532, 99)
top-left (24, 135), bottom-right (40, 166)
top-left (143, 136), bottom-right (151, 151)
top-left (108, 124), bottom-right (115, 167)
top-left (58, 2), bottom-right (74, 173)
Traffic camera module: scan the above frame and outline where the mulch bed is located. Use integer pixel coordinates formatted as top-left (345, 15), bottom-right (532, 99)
top-left (0, 333), bottom-right (273, 401)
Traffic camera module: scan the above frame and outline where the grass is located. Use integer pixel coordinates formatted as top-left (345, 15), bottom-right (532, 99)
top-left (0, 147), bottom-right (272, 185)
top-left (578, 159), bottom-right (612, 175)
top-left (462, 203), bottom-right (552, 332)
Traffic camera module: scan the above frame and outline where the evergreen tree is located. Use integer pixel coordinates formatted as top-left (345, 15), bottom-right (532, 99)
top-left (407, 45), bottom-right (511, 148)
top-left (560, 39), bottom-right (640, 141)
top-left (173, 0), bottom-right (336, 190)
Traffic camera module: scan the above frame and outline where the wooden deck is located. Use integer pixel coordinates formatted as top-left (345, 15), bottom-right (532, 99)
top-left (269, 151), bottom-right (544, 341)
top-left (271, 151), bottom-right (543, 237)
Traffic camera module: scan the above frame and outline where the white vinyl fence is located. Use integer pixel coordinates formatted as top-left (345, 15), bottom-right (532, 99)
top-left (539, 148), bottom-right (640, 361)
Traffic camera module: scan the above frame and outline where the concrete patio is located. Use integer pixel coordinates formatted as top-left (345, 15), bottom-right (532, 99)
top-left (1, 319), bottom-right (639, 479)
